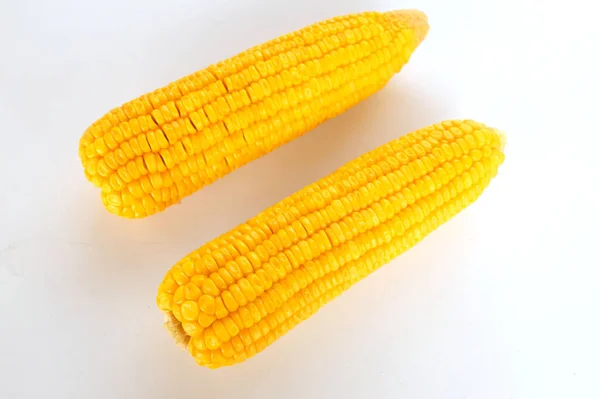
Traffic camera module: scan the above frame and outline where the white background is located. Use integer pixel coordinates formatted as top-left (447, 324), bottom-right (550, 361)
top-left (1, 0), bottom-right (599, 398)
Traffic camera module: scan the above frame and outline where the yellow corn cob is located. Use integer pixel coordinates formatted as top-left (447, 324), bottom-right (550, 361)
top-left (79, 10), bottom-right (429, 218)
top-left (157, 120), bottom-right (506, 368)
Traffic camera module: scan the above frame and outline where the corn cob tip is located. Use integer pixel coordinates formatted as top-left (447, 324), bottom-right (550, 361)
top-left (385, 10), bottom-right (429, 44)
top-left (497, 129), bottom-right (507, 152)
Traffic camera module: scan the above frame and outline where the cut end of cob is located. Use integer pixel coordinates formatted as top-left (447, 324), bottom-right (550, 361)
top-left (164, 313), bottom-right (190, 349)
top-left (78, 10), bottom-right (429, 219)
top-left (157, 120), bottom-right (506, 368)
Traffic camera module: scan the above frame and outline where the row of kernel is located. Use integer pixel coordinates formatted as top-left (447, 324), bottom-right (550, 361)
top-left (171, 152), bottom-right (490, 340)
top-left (161, 152), bottom-right (445, 315)
top-left (108, 43), bottom-right (460, 219)
top-left (86, 29), bottom-right (397, 191)
top-left (79, 13), bottom-right (377, 150)
top-left (216, 155), bottom-right (496, 354)
top-left (183, 134), bottom-right (446, 282)
top-left (190, 45), bottom-right (402, 179)
top-left (162, 159), bottom-right (490, 354)
top-left (243, 120), bottom-right (469, 242)
top-left (165, 121), bottom-right (478, 279)
top-left (80, 71), bottom-right (215, 152)
top-left (104, 32), bottom-right (408, 216)
top-left (206, 12), bottom-right (384, 83)
top-left (189, 159), bottom-right (494, 361)
top-left (79, 12), bottom-right (390, 161)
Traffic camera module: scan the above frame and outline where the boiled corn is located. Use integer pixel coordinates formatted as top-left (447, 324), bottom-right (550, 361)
top-left (157, 120), bottom-right (506, 368)
top-left (79, 10), bottom-right (429, 218)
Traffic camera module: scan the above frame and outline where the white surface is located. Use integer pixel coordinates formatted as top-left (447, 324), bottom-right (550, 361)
top-left (1, 0), bottom-right (599, 397)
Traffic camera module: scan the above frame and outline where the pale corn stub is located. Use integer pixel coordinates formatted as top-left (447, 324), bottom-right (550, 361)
top-left (157, 120), bottom-right (506, 368)
top-left (78, 10), bottom-right (429, 218)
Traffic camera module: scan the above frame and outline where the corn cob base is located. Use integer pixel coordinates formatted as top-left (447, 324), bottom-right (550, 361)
top-left (157, 120), bottom-right (506, 368)
top-left (78, 10), bottom-right (429, 218)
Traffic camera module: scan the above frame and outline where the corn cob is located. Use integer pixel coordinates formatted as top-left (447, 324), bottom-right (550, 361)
top-left (157, 120), bottom-right (506, 368)
top-left (78, 10), bottom-right (429, 218)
